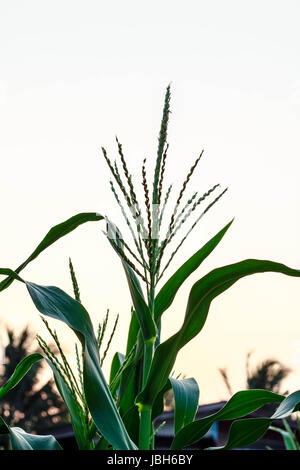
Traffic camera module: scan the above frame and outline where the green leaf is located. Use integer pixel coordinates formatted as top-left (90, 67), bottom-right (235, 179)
top-left (118, 340), bottom-right (143, 417)
top-left (26, 282), bottom-right (136, 450)
top-left (122, 405), bottom-right (140, 446)
top-left (269, 426), bottom-right (299, 450)
top-left (211, 418), bottom-right (271, 450)
top-left (0, 353), bottom-right (43, 401)
top-left (110, 352), bottom-right (125, 386)
top-left (106, 220), bottom-right (156, 342)
top-left (125, 310), bottom-right (140, 356)
top-left (199, 390), bottom-right (300, 451)
top-left (271, 390), bottom-right (300, 419)
top-left (123, 264), bottom-right (156, 342)
top-left (0, 212), bottom-right (103, 293)
top-left (154, 220), bottom-right (233, 322)
top-left (0, 417), bottom-right (62, 450)
top-left (0, 268), bottom-right (25, 283)
top-left (170, 377), bottom-right (199, 434)
top-left (151, 380), bottom-right (172, 422)
top-left (10, 427), bottom-right (63, 450)
top-left (137, 259), bottom-right (300, 408)
top-left (117, 311), bottom-right (142, 416)
top-left (46, 359), bottom-right (89, 450)
top-left (171, 389), bottom-right (283, 449)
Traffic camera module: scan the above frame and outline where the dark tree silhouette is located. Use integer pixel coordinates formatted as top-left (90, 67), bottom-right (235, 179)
top-left (220, 351), bottom-right (291, 397)
top-left (0, 326), bottom-right (68, 433)
top-left (245, 351), bottom-right (290, 394)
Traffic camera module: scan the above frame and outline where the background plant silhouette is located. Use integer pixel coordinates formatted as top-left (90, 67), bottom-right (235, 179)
top-left (0, 326), bottom-right (68, 433)
top-left (220, 351), bottom-right (291, 396)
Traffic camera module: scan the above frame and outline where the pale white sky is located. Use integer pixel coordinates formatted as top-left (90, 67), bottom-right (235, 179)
top-left (0, 0), bottom-right (300, 403)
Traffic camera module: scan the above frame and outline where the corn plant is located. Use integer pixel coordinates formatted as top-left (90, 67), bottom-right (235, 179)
top-left (1, 86), bottom-right (300, 450)
top-left (269, 418), bottom-right (300, 450)
top-left (0, 354), bottom-right (62, 449)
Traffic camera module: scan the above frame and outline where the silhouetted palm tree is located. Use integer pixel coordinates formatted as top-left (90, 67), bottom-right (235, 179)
top-left (220, 351), bottom-right (291, 396)
top-left (0, 326), bottom-right (68, 433)
top-left (245, 351), bottom-right (290, 394)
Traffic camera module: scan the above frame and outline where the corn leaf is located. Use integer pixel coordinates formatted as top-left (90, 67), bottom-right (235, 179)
top-left (271, 390), bottom-right (300, 419)
top-left (0, 417), bottom-right (62, 450)
top-left (25, 282), bottom-right (136, 450)
top-left (137, 260), bottom-right (300, 409)
top-left (0, 212), bottom-right (103, 293)
top-left (154, 220), bottom-right (233, 322)
top-left (170, 377), bottom-right (199, 434)
top-left (171, 389), bottom-right (283, 449)
top-left (0, 353), bottom-right (43, 401)
top-left (106, 220), bottom-right (156, 342)
top-left (213, 418), bottom-right (271, 450)
top-left (269, 426), bottom-right (299, 450)
top-left (210, 391), bottom-right (300, 450)
top-left (46, 359), bottom-right (89, 450)
top-left (110, 352), bottom-right (125, 386)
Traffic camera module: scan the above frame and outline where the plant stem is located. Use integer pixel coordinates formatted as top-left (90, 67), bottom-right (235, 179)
top-left (139, 406), bottom-right (152, 450)
top-left (139, 340), bottom-right (153, 449)
top-left (138, 264), bottom-right (156, 450)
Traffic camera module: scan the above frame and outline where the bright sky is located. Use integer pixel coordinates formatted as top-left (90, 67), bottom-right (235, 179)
top-left (0, 0), bottom-right (300, 403)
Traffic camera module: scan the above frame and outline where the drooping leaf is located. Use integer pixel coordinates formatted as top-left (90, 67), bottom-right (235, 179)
top-left (173, 389), bottom-right (300, 450)
top-left (210, 418), bottom-right (271, 450)
top-left (0, 353), bottom-right (43, 401)
top-left (154, 220), bottom-right (233, 322)
top-left (171, 389), bottom-right (283, 449)
top-left (122, 405), bottom-right (140, 446)
top-left (0, 212), bottom-right (103, 293)
top-left (106, 219), bottom-right (157, 342)
top-left (117, 311), bottom-right (142, 415)
top-left (209, 391), bottom-right (300, 450)
top-left (110, 352), bottom-right (125, 386)
top-left (25, 282), bottom-right (136, 450)
top-left (125, 309), bottom-right (140, 356)
top-left (152, 380), bottom-right (172, 422)
top-left (271, 390), bottom-right (300, 419)
top-left (137, 259), bottom-right (300, 409)
top-left (10, 427), bottom-right (63, 450)
top-left (170, 377), bottom-right (199, 434)
top-left (0, 268), bottom-right (25, 283)
top-left (118, 339), bottom-right (143, 417)
top-left (46, 359), bottom-right (89, 450)
top-left (269, 426), bottom-right (299, 450)
top-left (0, 417), bottom-right (62, 450)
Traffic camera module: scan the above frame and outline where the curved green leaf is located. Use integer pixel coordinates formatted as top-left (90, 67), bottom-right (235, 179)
top-left (170, 377), bottom-right (199, 434)
top-left (125, 310), bottom-right (140, 356)
top-left (0, 353), bottom-right (43, 401)
top-left (211, 391), bottom-right (300, 450)
top-left (10, 427), bottom-right (63, 450)
top-left (0, 417), bottom-right (62, 450)
top-left (110, 352), bottom-right (125, 386)
top-left (26, 282), bottom-right (136, 450)
top-left (0, 212), bottom-right (103, 293)
top-left (271, 390), bottom-right (300, 419)
top-left (152, 380), bottom-right (172, 422)
top-left (154, 220), bottom-right (233, 322)
top-left (106, 220), bottom-right (156, 342)
top-left (137, 259), bottom-right (300, 408)
top-left (171, 389), bottom-right (283, 449)
top-left (214, 390), bottom-right (300, 450)
top-left (211, 418), bottom-right (271, 450)
top-left (269, 425), bottom-right (299, 450)
top-left (46, 359), bottom-right (89, 450)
